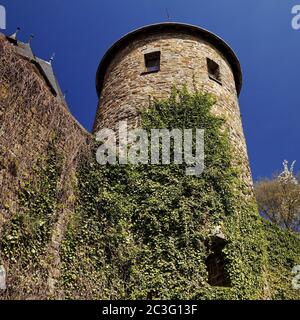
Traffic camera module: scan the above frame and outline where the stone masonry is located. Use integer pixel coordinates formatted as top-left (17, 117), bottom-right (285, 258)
top-left (93, 23), bottom-right (253, 190)
top-left (0, 23), bottom-right (255, 298)
top-left (0, 33), bottom-right (90, 297)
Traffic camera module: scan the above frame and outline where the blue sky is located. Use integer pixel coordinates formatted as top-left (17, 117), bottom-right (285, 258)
top-left (1, 0), bottom-right (300, 181)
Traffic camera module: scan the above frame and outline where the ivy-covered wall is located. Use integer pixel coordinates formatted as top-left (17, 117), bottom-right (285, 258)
top-left (263, 220), bottom-right (300, 300)
top-left (0, 86), bottom-right (299, 300)
top-left (0, 34), bottom-right (89, 299)
top-left (0, 139), bottom-right (63, 299)
top-left (58, 89), bottom-right (267, 300)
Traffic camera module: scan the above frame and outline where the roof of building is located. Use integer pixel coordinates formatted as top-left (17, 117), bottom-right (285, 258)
top-left (35, 57), bottom-right (65, 100)
top-left (95, 22), bottom-right (243, 97)
top-left (6, 33), bottom-right (66, 105)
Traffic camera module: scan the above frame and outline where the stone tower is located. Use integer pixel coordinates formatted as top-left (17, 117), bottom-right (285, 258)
top-left (93, 22), bottom-right (252, 189)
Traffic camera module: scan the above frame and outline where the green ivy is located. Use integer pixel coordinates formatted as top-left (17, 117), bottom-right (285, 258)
top-left (0, 138), bottom-right (62, 298)
top-left (263, 220), bottom-right (300, 300)
top-left (59, 88), bottom-right (266, 299)
top-left (1, 89), bottom-right (298, 300)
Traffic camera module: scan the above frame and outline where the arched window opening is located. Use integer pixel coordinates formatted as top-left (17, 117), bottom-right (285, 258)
top-left (205, 237), bottom-right (231, 287)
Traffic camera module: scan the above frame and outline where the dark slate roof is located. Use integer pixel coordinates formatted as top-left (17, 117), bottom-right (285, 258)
top-left (15, 41), bottom-right (35, 60)
top-left (96, 22), bottom-right (243, 97)
top-left (35, 57), bottom-right (65, 101)
top-left (6, 35), bottom-right (66, 105)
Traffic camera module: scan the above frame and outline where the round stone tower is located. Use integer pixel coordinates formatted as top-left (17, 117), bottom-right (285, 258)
top-left (93, 22), bottom-right (252, 189)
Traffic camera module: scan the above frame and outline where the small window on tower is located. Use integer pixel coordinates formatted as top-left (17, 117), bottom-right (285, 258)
top-left (144, 51), bottom-right (161, 73)
top-left (207, 58), bottom-right (222, 84)
top-left (205, 237), bottom-right (231, 287)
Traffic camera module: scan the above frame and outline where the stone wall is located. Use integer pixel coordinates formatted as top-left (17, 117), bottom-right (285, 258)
top-left (94, 31), bottom-right (253, 190)
top-left (0, 33), bottom-right (90, 297)
top-left (0, 26), bottom-right (256, 298)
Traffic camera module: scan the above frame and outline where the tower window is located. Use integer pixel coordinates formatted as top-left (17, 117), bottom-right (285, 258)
top-left (144, 51), bottom-right (161, 73)
top-left (207, 58), bottom-right (222, 84)
top-left (205, 237), bottom-right (231, 287)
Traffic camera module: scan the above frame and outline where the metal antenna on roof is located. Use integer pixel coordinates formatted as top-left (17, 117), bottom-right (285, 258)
top-left (9, 27), bottom-right (21, 41)
top-left (28, 34), bottom-right (34, 45)
top-left (49, 52), bottom-right (56, 64)
top-left (166, 8), bottom-right (171, 21)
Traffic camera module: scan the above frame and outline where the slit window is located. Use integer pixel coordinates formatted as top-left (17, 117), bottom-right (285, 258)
top-left (144, 51), bottom-right (161, 73)
top-left (205, 237), bottom-right (231, 287)
top-left (207, 58), bottom-right (221, 84)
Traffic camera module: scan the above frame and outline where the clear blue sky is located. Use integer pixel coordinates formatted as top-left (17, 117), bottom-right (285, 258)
top-left (1, 0), bottom-right (300, 181)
